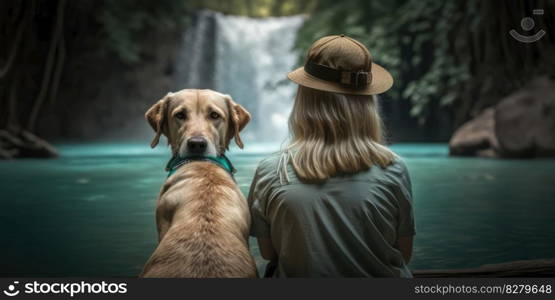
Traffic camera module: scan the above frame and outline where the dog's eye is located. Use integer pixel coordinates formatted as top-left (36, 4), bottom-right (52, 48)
top-left (209, 112), bottom-right (220, 120)
top-left (175, 111), bottom-right (186, 120)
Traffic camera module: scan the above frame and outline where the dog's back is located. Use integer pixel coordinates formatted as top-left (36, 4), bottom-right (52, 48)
top-left (140, 162), bottom-right (257, 278)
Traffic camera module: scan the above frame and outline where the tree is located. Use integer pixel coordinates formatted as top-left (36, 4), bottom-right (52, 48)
top-left (296, 0), bottom-right (555, 128)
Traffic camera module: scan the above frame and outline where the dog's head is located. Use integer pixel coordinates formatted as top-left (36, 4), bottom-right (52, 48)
top-left (146, 89), bottom-right (250, 157)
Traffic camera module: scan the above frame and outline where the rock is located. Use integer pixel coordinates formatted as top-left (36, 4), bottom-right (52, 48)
top-left (449, 108), bottom-right (499, 157)
top-left (0, 147), bottom-right (15, 159)
top-left (0, 129), bottom-right (58, 159)
top-left (495, 77), bottom-right (555, 158)
top-left (450, 76), bottom-right (555, 158)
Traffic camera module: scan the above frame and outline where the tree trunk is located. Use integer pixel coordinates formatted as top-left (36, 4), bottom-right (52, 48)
top-left (27, 0), bottom-right (66, 131)
top-left (0, 1), bottom-right (31, 80)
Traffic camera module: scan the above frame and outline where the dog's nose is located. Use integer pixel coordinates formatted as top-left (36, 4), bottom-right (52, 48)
top-left (187, 137), bottom-right (208, 154)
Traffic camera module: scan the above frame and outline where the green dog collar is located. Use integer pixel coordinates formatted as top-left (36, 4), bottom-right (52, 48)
top-left (165, 154), bottom-right (236, 179)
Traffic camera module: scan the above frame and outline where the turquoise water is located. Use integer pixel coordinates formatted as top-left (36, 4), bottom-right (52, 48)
top-left (0, 143), bottom-right (554, 276)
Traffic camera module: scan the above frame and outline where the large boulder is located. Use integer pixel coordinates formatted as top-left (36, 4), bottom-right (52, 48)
top-left (495, 77), bottom-right (555, 158)
top-left (0, 129), bottom-right (58, 159)
top-left (450, 77), bottom-right (555, 158)
top-left (449, 108), bottom-right (499, 157)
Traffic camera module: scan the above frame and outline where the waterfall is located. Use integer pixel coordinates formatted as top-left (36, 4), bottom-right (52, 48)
top-left (174, 11), bottom-right (305, 144)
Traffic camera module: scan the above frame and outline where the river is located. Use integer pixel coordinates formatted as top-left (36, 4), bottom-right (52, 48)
top-left (1, 143), bottom-right (554, 276)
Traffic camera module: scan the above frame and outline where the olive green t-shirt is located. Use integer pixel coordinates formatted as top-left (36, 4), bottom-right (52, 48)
top-left (248, 152), bottom-right (415, 277)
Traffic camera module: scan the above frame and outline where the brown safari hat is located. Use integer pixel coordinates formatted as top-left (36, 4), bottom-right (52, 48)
top-left (288, 35), bottom-right (393, 95)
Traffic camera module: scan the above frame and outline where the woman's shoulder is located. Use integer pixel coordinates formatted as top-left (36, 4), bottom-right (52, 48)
top-left (386, 157), bottom-right (410, 175)
top-left (361, 156), bottom-right (410, 184)
top-left (254, 150), bottom-right (298, 186)
top-left (377, 157), bottom-right (411, 188)
top-left (256, 151), bottom-right (283, 173)
top-left (252, 151), bottom-right (289, 182)
top-left (253, 151), bottom-right (411, 186)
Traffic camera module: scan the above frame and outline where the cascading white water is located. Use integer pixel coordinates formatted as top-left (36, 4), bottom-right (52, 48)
top-left (174, 11), bottom-right (304, 144)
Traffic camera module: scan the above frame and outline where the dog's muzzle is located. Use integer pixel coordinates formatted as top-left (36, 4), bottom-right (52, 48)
top-left (187, 137), bottom-right (208, 155)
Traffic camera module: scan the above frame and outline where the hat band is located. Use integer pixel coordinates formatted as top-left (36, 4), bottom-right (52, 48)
top-left (304, 60), bottom-right (372, 89)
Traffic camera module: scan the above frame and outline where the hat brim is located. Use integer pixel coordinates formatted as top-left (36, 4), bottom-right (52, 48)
top-left (287, 62), bottom-right (393, 96)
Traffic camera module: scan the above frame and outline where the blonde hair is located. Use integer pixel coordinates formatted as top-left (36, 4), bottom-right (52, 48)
top-left (284, 86), bottom-right (396, 182)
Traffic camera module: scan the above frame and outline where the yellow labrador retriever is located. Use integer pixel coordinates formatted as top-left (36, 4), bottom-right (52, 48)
top-left (140, 89), bottom-right (256, 278)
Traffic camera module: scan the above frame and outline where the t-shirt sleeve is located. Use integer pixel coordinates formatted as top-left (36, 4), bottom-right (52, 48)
top-left (248, 165), bottom-right (272, 238)
top-left (393, 160), bottom-right (416, 237)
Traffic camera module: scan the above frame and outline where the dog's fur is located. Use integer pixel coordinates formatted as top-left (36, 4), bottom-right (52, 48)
top-left (140, 89), bottom-right (256, 278)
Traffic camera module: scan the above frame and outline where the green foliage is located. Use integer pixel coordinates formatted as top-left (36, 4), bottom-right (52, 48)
top-left (296, 0), bottom-right (555, 124)
top-left (296, 0), bottom-right (467, 123)
top-left (391, 1), bottom-right (471, 123)
top-left (97, 0), bottom-right (190, 64)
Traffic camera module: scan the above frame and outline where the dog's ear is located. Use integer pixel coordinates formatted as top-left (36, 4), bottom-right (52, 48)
top-left (145, 94), bottom-right (170, 148)
top-left (225, 95), bottom-right (251, 149)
